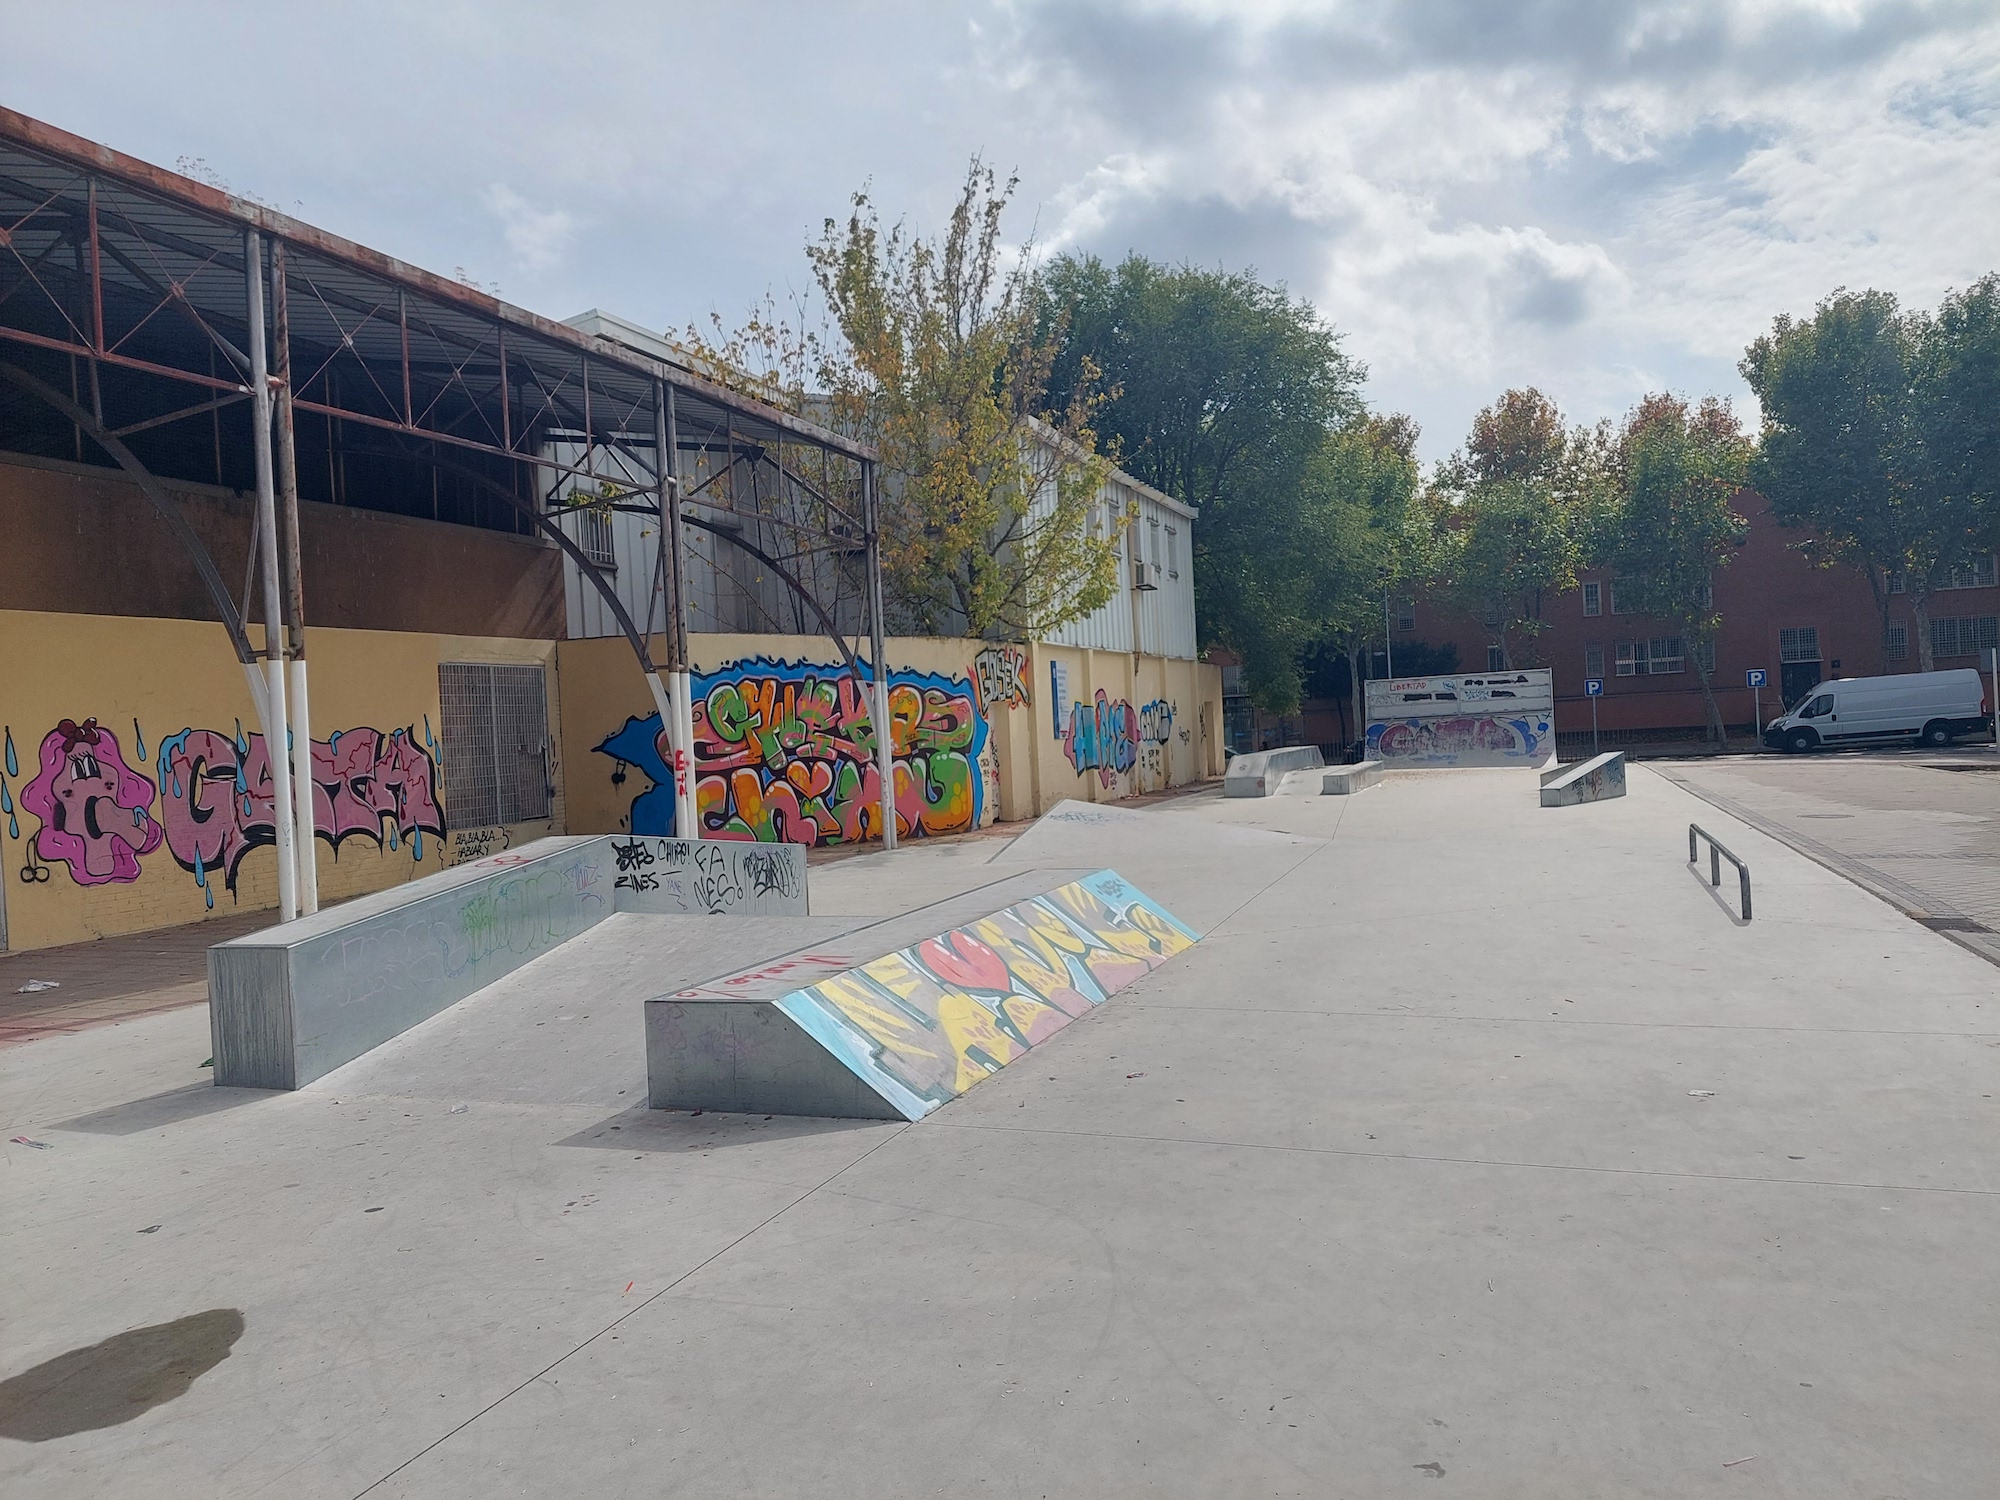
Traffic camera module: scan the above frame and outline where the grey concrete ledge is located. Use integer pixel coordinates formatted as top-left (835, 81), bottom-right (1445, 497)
top-left (1224, 745), bottom-right (1326, 797)
top-left (1322, 760), bottom-right (1385, 795)
top-left (1540, 752), bottom-right (1627, 807)
top-left (209, 836), bottom-right (808, 1090)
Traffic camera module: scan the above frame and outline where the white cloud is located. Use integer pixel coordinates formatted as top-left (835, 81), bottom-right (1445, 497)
top-left (482, 185), bottom-right (576, 274)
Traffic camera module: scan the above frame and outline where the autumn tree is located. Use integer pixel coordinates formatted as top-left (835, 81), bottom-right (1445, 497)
top-left (809, 161), bottom-right (1120, 638)
top-left (1598, 395), bottom-right (1752, 745)
top-left (1428, 388), bottom-right (1594, 668)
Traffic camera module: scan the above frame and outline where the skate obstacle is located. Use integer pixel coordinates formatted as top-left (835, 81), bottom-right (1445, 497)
top-left (209, 835), bottom-right (807, 1090)
top-left (1539, 752), bottom-right (1627, 807)
top-left (1321, 760), bottom-right (1385, 795)
top-left (1224, 745), bottom-right (1326, 797)
top-left (646, 868), bottom-right (1198, 1121)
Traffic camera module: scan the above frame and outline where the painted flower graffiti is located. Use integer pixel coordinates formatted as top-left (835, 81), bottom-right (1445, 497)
top-left (595, 657), bottom-right (988, 845)
top-left (19, 718), bottom-right (163, 885)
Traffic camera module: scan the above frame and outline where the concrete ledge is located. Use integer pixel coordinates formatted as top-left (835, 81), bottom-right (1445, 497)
top-left (1224, 745), bottom-right (1326, 797)
top-left (1322, 760), bottom-right (1385, 795)
top-left (209, 836), bottom-right (809, 1090)
top-left (1540, 751), bottom-right (1627, 807)
top-left (647, 869), bottom-right (1198, 1120)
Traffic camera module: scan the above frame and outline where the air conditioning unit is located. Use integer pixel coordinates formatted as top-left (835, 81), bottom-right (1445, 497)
top-left (1132, 559), bottom-right (1162, 591)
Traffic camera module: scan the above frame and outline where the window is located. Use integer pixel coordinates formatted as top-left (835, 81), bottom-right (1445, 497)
top-left (1616, 638), bottom-right (1684, 676)
top-left (1941, 555), bottom-right (1997, 590)
top-left (1692, 640), bottom-right (1715, 672)
top-left (1582, 581), bottom-right (1602, 617)
top-left (439, 663), bottom-right (552, 828)
top-left (1930, 615), bottom-right (2000, 659)
top-left (1395, 598), bottom-right (1416, 632)
top-left (573, 508), bottom-right (616, 571)
top-left (1584, 644), bottom-right (1604, 678)
top-left (1779, 627), bottom-right (1820, 663)
top-left (1886, 569), bottom-right (1905, 595)
top-left (1696, 578), bottom-right (1713, 609)
top-left (1884, 624), bottom-right (1908, 660)
top-left (1610, 581), bottom-right (1635, 616)
top-left (1800, 693), bottom-right (1834, 719)
top-left (1487, 645), bottom-right (1507, 670)
top-left (1165, 524), bottom-right (1179, 580)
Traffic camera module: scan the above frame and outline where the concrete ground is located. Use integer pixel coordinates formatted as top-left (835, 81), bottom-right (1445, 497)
top-left (1661, 743), bottom-right (2000, 967)
top-left (3, 766), bottom-right (1997, 1498)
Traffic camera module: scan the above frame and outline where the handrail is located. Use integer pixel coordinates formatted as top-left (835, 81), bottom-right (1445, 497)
top-left (1689, 824), bottom-right (1752, 920)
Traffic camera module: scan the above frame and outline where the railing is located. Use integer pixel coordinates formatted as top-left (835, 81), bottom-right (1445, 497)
top-left (1688, 824), bottom-right (1752, 920)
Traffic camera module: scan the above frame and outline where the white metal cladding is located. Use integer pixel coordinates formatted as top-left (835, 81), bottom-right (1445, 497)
top-left (1037, 463), bottom-right (1200, 659)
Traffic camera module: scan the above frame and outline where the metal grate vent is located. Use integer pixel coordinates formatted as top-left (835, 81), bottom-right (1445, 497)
top-left (439, 663), bottom-right (551, 829)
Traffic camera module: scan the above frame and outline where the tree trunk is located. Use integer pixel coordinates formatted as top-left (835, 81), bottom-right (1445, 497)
top-left (1693, 655), bottom-right (1728, 749)
top-left (1349, 644), bottom-right (1366, 760)
top-left (1912, 582), bottom-right (1935, 672)
top-left (1861, 564), bottom-right (1890, 674)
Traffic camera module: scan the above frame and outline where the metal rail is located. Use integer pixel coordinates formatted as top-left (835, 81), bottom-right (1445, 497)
top-left (1689, 824), bottom-right (1752, 921)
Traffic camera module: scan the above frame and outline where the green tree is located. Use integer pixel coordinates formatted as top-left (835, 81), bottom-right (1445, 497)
top-left (1040, 254), bottom-right (1366, 709)
top-left (687, 160), bottom-right (1123, 639)
top-left (1427, 388), bottom-right (1594, 668)
top-left (1598, 394), bottom-right (1752, 745)
top-left (1743, 284), bottom-right (1997, 672)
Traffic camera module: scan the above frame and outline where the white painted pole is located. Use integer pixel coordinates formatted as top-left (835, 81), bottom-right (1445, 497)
top-left (288, 658), bottom-right (318, 912)
top-left (244, 229), bottom-right (297, 922)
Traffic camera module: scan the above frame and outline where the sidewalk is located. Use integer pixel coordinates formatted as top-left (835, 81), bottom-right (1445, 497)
top-left (0, 911), bottom-right (268, 1048)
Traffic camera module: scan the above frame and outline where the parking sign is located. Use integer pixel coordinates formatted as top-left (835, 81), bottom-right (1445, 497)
top-left (1584, 678), bottom-right (1603, 696)
top-left (1746, 668), bottom-right (1767, 688)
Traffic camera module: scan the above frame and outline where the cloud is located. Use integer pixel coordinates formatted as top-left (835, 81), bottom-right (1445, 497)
top-left (482, 185), bottom-right (576, 274)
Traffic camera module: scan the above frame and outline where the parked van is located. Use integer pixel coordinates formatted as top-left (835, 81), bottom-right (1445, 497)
top-left (1763, 668), bottom-right (1991, 753)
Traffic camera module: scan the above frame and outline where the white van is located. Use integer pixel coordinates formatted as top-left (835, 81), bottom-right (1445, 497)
top-left (1763, 668), bottom-right (1991, 753)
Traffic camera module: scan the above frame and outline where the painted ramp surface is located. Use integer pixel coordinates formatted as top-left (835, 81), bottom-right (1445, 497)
top-left (651, 870), bottom-right (1196, 1121)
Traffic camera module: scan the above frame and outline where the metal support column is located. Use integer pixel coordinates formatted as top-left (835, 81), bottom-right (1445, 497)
top-left (244, 229), bottom-right (298, 921)
top-left (271, 240), bottom-right (317, 912)
top-left (655, 381), bottom-right (696, 840)
top-left (863, 459), bottom-right (896, 850)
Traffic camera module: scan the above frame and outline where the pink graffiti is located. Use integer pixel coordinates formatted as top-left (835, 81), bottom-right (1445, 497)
top-left (19, 718), bottom-right (163, 885)
top-left (158, 725), bottom-right (444, 893)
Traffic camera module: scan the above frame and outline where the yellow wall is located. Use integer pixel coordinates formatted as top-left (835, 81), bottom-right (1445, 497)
top-left (0, 610), bottom-right (556, 952)
top-left (556, 632), bottom-right (1222, 841)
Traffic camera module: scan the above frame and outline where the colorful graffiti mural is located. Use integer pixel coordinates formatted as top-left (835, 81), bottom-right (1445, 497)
top-left (18, 719), bottom-right (163, 885)
top-left (773, 870), bottom-right (1198, 1119)
top-left (594, 657), bottom-right (989, 845)
top-left (1366, 715), bottom-right (1550, 764)
top-left (1062, 689), bottom-right (1139, 787)
top-left (9, 715), bottom-right (443, 902)
top-left (972, 644), bottom-right (1031, 713)
top-left (158, 723), bottom-right (445, 900)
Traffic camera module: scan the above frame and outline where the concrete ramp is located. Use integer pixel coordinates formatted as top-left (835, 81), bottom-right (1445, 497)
top-left (1540, 752), bottom-right (1627, 807)
top-left (647, 869), bottom-right (1197, 1121)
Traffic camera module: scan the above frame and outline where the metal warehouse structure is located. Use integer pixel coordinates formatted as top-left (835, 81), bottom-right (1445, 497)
top-left (0, 107), bottom-right (896, 926)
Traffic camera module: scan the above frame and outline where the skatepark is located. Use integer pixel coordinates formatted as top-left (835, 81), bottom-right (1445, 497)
top-left (5, 761), bottom-right (1999, 1498)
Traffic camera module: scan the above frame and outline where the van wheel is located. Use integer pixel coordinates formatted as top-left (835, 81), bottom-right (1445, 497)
top-left (1921, 720), bottom-right (1954, 747)
top-left (1786, 728), bottom-right (1818, 754)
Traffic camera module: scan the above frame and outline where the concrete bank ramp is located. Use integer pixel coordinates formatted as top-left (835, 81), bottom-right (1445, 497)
top-left (647, 868), bottom-right (1198, 1121)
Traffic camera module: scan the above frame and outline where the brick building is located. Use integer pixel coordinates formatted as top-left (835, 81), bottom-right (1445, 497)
top-left (1221, 487), bottom-right (1998, 756)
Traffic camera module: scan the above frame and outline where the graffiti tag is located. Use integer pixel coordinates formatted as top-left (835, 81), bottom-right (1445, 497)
top-left (972, 645), bottom-right (1031, 713)
top-left (1061, 690), bottom-right (1139, 788)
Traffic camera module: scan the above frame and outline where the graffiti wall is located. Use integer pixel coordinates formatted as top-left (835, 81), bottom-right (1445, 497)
top-left (772, 869), bottom-right (1198, 1119)
top-left (8, 716), bottom-right (444, 908)
top-left (1363, 671), bottom-right (1556, 768)
top-left (593, 656), bottom-right (989, 845)
top-left (972, 644), bottom-right (1031, 714)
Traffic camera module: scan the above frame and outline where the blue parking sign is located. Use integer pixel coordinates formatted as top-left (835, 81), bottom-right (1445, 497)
top-left (1584, 677), bottom-right (1603, 696)
top-left (1746, 668), bottom-right (1767, 687)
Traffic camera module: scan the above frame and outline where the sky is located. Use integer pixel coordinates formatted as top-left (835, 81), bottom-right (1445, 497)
top-left (4, 0), bottom-right (1996, 465)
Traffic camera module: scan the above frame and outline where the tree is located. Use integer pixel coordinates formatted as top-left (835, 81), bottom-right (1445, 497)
top-left (1598, 394), bottom-right (1752, 745)
top-left (1743, 284), bottom-right (1997, 672)
top-left (687, 159), bottom-right (1123, 640)
top-left (1040, 254), bottom-right (1366, 709)
top-left (1427, 389), bottom-right (1593, 668)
